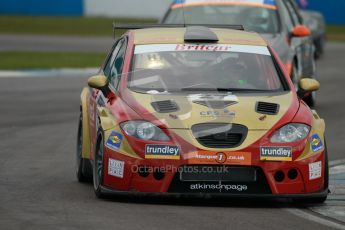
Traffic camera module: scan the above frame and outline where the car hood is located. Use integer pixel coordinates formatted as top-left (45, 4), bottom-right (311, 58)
top-left (125, 90), bottom-right (297, 130)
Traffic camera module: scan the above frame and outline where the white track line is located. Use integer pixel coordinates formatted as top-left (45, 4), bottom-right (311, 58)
top-left (287, 159), bottom-right (345, 228)
top-left (330, 159), bottom-right (345, 167)
top-left (286, 208), bottom-right (345, 230)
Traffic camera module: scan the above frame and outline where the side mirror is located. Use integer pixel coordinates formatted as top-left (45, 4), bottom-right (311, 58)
top-left (297, 78), bottom-right (320, 98)
top-left (291, 25), bottom-right (311, 37)
top-left (88, 75), bottom-right (108, 90)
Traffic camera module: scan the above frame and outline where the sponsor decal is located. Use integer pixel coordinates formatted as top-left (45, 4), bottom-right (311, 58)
top-left (189, 151), bottom-right (251, 165)
top-left (145, 145), bottom-right (180, 159)
top-left (216, 152), bottom-right (227, 164)
top-left (309, 161), bottom-right (322, 180)
top-left (260, 147), bottom-right (292, 161)
top-left (175, 44), bottom-right (231, 52)
top-left (106, 131), bottom-right (123, 150)
top-left (310, 134), bottom-right (323, 152)
top-left (108, 158), bottom-right (124, 178)
top-left (134, 44), bottom-right (271, 56)
top-left (200, 109), bottom-right (235, 117)
top-left (190, 182), bottom-right (248, 192)
top-left (188, 93), bottom-right (238, 102)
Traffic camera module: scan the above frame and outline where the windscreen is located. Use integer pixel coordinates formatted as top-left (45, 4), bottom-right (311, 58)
top-left (128, 44), bottom-right (284, 94)
top-left (163, 1), bottom-right (280, 34)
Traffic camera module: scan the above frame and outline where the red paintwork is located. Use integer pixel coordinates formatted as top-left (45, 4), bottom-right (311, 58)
top-left (89, 32), bottom-right (325, 195)
top-left (103, 147), bottom-right (325, 194)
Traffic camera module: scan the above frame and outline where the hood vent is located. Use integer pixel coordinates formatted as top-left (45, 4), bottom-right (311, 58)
top-left (193, 100), bottom-right (238, 109)
top-left (256, 102), bottom-right (279, 115)
top-left (151, 100), bottom-right (179, 113)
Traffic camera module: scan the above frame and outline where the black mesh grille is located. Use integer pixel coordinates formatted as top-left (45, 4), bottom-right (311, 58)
top-left (169, 166), bottom-right (271, 194)
top-left (192, 123), bottom-right (248, 148)
top-left (256, 102), bottom-right (279, 115)
top-left (180, 166), bottom-right (257, 182)
top-left (151, 100), bottom-right (179, 113)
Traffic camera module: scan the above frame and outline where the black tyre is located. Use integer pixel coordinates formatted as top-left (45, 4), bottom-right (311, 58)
top-left (76, 113), bottom-right (92, 182)
top-left (304, 87), bottom-right (317, 108)
top-left (314, 36), bottom-right (325, 60)
top-left (93, 131), bottom-right (105, 198)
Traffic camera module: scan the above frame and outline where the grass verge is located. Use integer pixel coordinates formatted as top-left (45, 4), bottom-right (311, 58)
top-left (0, 16), bottom-right (344, 41)
top-left (0, 52), bottom-right (106, 70)
top-left (327, 25), bottom-right (345, 42)
top-left (0, 16), bottom-right (156, 37)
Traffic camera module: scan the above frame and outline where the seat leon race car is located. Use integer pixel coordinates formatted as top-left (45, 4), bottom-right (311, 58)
top-left (76, 25), bottom-right (328, 203)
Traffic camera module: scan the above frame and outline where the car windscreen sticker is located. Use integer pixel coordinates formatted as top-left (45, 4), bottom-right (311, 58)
top-left (106, 131), bottom-right (123, 150)
top-left (260, 147), bottom-right (292, 161)
top-left (188, 93), bottom-right (239, 102)
top-left (145, 145), bottom-right (180, 159)
top-left (310, 134), bottom-right (324, 152)
top-left (172, 0), bottom-right (277, 9)
top-left (135, 44), bottom-right (271, 56)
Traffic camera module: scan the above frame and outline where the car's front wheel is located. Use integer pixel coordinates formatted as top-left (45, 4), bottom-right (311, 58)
top-left (76, 113), bottom-right (92, 182)
top-left (93, 132), bottom-right (105, 198)
top-left (314, 36), bottom-right (325, 59)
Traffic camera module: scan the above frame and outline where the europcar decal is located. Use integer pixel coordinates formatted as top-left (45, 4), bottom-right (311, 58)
top-left (134, 44), bottom-right (271, 56)
top-left (145, 145), bottom-right (180, 159)
top-left (260, 147), bottom-right (292, 161)
top-left (310, 134), bottom-right (323, 152)
top-left (106, 131), bottom-right (123, 150)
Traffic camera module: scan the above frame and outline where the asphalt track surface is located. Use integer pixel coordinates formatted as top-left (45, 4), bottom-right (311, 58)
top-left (0, 43), bottom-right (345, 230)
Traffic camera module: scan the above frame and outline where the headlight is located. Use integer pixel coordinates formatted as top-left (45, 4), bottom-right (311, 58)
top-left (270, 123), bottom-right (310, 143)
top-left (120, 121), bottom-right (170, 141)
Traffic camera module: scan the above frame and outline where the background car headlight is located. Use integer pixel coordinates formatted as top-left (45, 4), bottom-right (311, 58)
top-left (270, 123), bottom-right (310, 143)
top-left (121, 121), bottom-right (170, 141)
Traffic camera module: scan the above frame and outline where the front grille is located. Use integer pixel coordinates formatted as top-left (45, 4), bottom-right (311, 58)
top-left (192, 123), bottom-right (248, 148)
top-left (180, 166), bottom-right (257, 182)
top-left (151, 100), bottom-right (179, 113)
top-left (168, 166), bottom-right (271, 194)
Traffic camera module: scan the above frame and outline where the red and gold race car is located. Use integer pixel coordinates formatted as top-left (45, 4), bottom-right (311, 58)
top-left (76, 25), bottom-right (328, 203)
